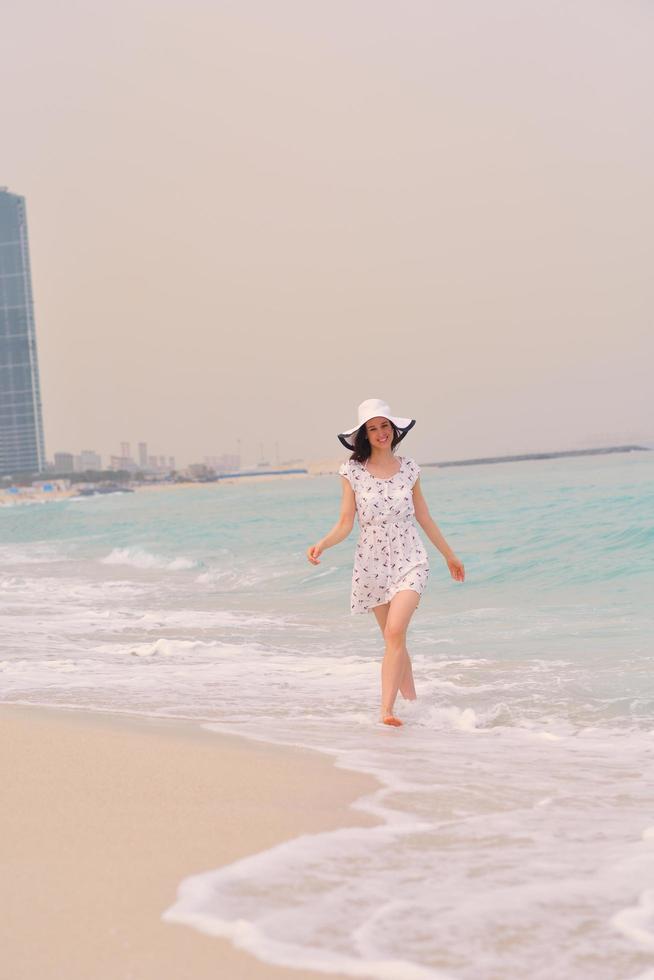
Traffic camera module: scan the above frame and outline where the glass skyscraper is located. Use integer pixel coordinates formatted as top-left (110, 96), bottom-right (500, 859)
top-left (0, 187), bottom-right (46, 476)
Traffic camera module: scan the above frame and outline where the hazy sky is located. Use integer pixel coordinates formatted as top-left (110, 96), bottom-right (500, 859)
top-left (3, 0), bottom-right (653, 467)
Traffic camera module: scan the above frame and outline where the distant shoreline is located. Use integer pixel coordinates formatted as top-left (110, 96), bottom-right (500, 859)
top-left (0, 472), bottom-right (310, 507)
top-left (423, 444), bottom-right (650, 469)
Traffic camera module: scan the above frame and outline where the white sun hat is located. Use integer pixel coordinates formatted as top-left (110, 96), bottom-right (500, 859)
top-left (337, 398), bottom-right (416, 451)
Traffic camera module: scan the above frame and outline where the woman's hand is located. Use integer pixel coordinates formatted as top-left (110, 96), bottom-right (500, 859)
top-left (446, 554), bottom-right (465, 582)
top-left (306, 542), bottom-right (324, 565)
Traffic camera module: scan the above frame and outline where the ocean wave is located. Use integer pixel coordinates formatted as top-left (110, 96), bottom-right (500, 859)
top-left (121, 638), bottom-right (216, 658)
top-left (100, 547), bottom-right (198, 571)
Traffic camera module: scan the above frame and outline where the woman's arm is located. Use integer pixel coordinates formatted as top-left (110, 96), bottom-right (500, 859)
top-left (412, 479), bottom-right (465, 581)
top-left (307, 480), bottom-right (356, 564)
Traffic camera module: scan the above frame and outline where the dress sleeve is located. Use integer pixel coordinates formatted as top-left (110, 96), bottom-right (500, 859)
top-left (407, 458), bottom-right (421, 487)
top-left (338, 460), bottom-right (352, 486)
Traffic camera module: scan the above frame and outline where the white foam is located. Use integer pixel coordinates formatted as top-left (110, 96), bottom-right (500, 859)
top-left (163, 830), bottom-right (454, 980)
top-left (101, 547), bottom-right (198, 570)
top-left (612, 890), bottom-right (654, 951)
top-left (125, 638), bottom-right (211, 658)
top-left (443, 705), bottom-right (478, 731)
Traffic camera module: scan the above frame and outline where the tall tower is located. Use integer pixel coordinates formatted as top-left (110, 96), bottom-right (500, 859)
top-left (0, 188), bottom-right (46, 475)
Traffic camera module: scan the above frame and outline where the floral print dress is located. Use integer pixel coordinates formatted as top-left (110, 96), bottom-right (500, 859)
top-left (338, 455), bottom-right (430, 614)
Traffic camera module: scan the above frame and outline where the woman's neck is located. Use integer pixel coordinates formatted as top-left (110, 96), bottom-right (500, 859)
top-left (368, 447), bottom-right (395, 464)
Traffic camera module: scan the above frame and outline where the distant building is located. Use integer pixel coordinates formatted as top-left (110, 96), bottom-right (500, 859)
top-left (189, 463), bottom-right (211, 479)
top-left (53, 452), bottom-right (75, 473)
top-left (204, 453), bottom-right (241, 473)
top-left (138, 442), bottom-right (147, 468)
top-left (0, 188), bottom-right (47, 476)
top-left (75, 449), bottom-right (102, 471)
top-left (109, 454), bottom-right (138, 473)
top-left (110, 442), bottom-right (137, 472)
top-left (142, 454), bottom-right (173, 474)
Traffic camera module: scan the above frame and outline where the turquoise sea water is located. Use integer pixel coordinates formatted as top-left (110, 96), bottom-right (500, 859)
top-left (2, 451), bottom-right (654, 979)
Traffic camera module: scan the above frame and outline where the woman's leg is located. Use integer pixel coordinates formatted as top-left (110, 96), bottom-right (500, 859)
top-left (379, 590), bottom-right (420, 723)
top-left (371, 603), bottom-right (416, 701)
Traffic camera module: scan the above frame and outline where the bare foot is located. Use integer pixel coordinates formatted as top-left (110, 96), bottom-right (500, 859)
top-left (382, 715), bottom-right (403, 727)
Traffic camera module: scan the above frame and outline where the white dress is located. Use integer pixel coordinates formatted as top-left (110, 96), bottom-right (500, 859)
top-left (338, 454), bottom-right (430, 615)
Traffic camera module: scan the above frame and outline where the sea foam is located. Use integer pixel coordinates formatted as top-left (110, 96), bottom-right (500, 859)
top-left (101, 547), bottom-right (198, 570)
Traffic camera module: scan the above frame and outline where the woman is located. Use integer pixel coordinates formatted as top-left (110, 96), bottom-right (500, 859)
top-left (307, 398), bottom-right (465, 727)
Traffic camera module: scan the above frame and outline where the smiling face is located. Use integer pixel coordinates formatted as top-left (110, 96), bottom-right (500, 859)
top-left (365, 416), bottom-right (393, 449)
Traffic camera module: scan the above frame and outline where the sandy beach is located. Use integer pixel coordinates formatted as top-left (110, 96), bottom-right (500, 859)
top-left (1, 703), bottom-right (379, 980)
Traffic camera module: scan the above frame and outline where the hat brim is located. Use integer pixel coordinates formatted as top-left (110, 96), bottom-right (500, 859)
top-left (337, 417), bottom-right (415, 451)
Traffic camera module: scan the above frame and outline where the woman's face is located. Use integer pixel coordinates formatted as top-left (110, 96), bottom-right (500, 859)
top-left (365, 416), bottom-right (393, 449)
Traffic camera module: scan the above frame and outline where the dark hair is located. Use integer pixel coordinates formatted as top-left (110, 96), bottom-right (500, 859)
top-left (350, 419), bottom-right (401, 463)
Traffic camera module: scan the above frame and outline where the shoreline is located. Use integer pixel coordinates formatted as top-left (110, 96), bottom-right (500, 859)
top-left (0, 471), bottom-right (320, 506)
top-left (1, 702), bottom-right (380, 980)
